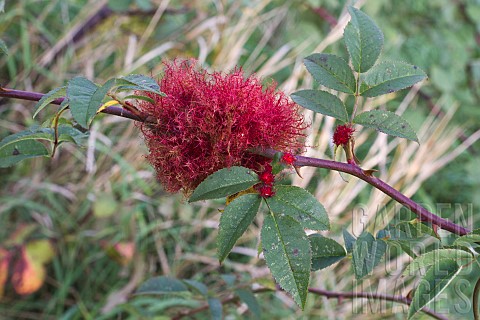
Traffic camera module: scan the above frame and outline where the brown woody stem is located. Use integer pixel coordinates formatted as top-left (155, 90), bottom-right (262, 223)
top-left (308, 287), bottom-right (448, 320)
top-left (0, 88), bottom-right (146, 122)
top-left (253, 148), bottom-right (470, 236)
top-left (173, 286), bottom-right (448, 320)
top-left (0, 88), bottom-right (471, 236)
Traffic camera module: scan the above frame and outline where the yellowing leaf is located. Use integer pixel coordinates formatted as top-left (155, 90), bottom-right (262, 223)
top-left (25, 240), bottom-right (55, 264)
top-left (102, 241), bottom-right (136, 265)
top-left (11, 247), bottom-right (46, 295)
top-left (0, 248), bottom-right (11, 298)
top-left (97, 100), bottom-right (120, 114)
top-left (225, 186), bottom-right (256, 206)
top-left (93, 195), bottom-right (118, 218)
top-left (113, 242), bottom-right (135, 265)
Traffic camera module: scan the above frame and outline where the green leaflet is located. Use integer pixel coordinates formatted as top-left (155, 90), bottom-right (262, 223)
top-left (0, 140), bottom-right (49, 168)
top-left (309, 234), bottom-right (346, 271)
top-left (402, 249), bottom-right (473, 276)
top-left (265, 185), bottom-right (329, 231)
top-left (352, 232), bottom-right (386, 279)
top-left (304, 53), bottom-right (356, 94)
top-left (0, 126), bottom-right (88, 167)
top-left (115, 74), bottom-right (164, 95)
top-left (360, 61), bottom-right (427, 97)
top-left (353, 110), bottom-right (418, 143)
top-left (217, 194), bottom-right (261, 263)
top-left (344, 6), bottom-right (384, 73)
top-left (33, 86), bottom-right (66, 119)
top-left (189, 166), bottom-right (259, 202)
top-left (343, 229), bottom-right (356, 254)
top-left (396, 220), bottom-right (439, 239)
top-left (235, 289), bottom-right (261, 319)
top-left (134, 276), bottom-right (189, 295)
top-left (262, 213), bottom-right (311, 308)
top-left (182, 279), bottom-right (208, 297)
top-left (408, 259), bottom-right (462, 319)
top-left (208, 297), bottom-right (223, 320)
top-left (67, 77), bottom-right (107, 128)
top-left (291, 90), bottom-right (348, 122)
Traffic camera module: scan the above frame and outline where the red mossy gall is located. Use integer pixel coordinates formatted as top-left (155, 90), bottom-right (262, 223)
top-left (137, 59), bottom-right (307, 193)
top-left (332, 124), bottom-right (355, 147)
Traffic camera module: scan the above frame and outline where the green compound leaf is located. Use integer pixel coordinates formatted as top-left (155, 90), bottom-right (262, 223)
top-left (360, 61), bottom-right (427, 97)
top-left (0, 39), bottom-right (8, 55)
top-left (309, 234), bottom-right (346, 271)
top-left (115, 74), bottom-right (165, 95)
top-left (407, 259), bottom-right (462, 319)
top-left (189, 166), bottom-right (259, 202)
top-left (344, 6), bottom-right (384, 73)
top-left (135, 276), bottom-right (189, 295)
top-left (208, 297), bottom-right (223, 320)
top-left (353, 110), bottom-right (418, 143)
top-left (33, 86), bottom-right (66, 119)
top-left (352, 232), bottom-right (386, 279)
top-left (67, 77), bottom-right (114, 128)
top-left (265, 185), bottom-right (329, 231)
top-left (235, 289), bottom-right (261, 319)
top-left (0, 140), bottom-right (49, 168)
top-left (291, 90), bottom-right (348, 122)
top-left (304, 53), bottom-right (356, 94)
top-left (217, 194), bottom-right (261, 263)
top-left (262, 213), bottom-right (311, 309)
top-left (402, 249), bottom-right (473, 276)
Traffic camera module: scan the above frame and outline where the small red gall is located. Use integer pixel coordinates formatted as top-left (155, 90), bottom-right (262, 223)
top-left (258, 184), bottom-right (275, 198)
top-left (333, 124), bottom-right (355, 146)
top-left (259, 171), bottom-right (275, 185)
top-left (281, 152), bottom-right (296, 165)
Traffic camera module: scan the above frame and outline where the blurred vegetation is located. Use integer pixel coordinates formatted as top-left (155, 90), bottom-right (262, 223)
top-left (0, 0), bottom-right (479, 319)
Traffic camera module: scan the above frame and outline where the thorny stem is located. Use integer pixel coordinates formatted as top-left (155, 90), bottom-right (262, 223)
top-left (253, 148), bottom-right (470, 236)
top-left (0, 88), bottom-right (146, 122)
top-left (308, 288), bottom-right (448, 320)
top-left (171, 288), bottom-right (271, 320)
top-left (0, 88), bottom-right (471, 236)
top-left (172, 286), bottom-right (447, 320)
